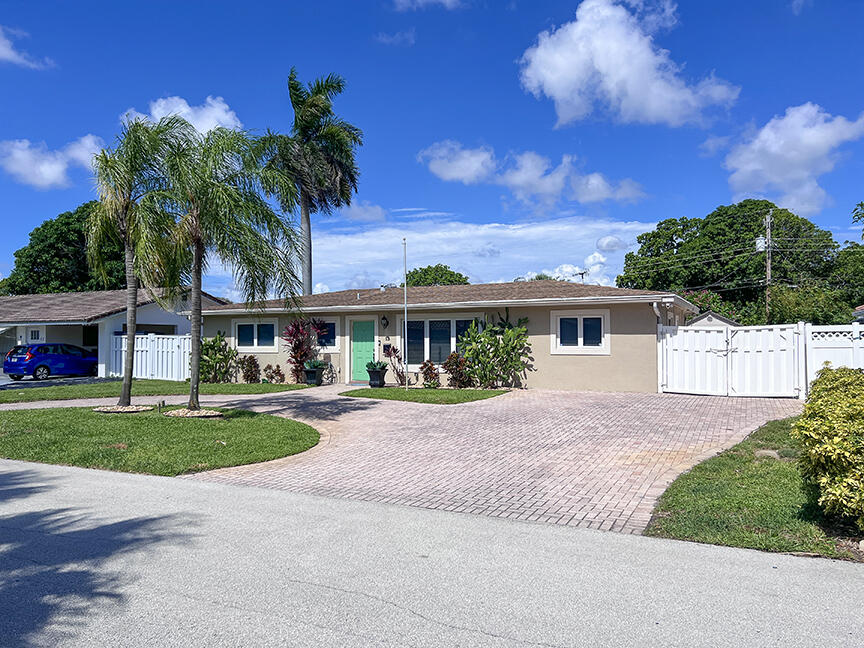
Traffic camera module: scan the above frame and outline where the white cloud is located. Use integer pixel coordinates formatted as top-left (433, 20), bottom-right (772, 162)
top-left (790, 0), bottom-right (810, 15)
top-left (341, 201), bottom-right (389, 222)
top-left (419, 140), bottom-right (643, 206)
top-left (418, 140), bottom-right (496, 184)
top-left (497, 152), bottom-right (573, 204)
top-left (0, 135), bottom-right (103, 189)
top-left (313, 282), bottom-right (330, 294)
top-left (724, 102), bottom-right (864, 216)
top-left (201, 214), bottom-right (655, 295)
top-left (699, 135), bottom-right (731, 157)
top-left (0, 25), bottom-right (53, 69)
top-left (394, 0), bottom-right (460, 9)
top-left (375, 29), bottom-right (416, 46)
top-left (596, 234), bottom-right (627, 251)
top-left (571, 172), bottom-right (644, 203)
top-left (124, 96), bottom-right (242, 133)
top-left (518, 0), bottom-right (739, 127)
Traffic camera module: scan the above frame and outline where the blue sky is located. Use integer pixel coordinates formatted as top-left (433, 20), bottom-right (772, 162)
top-left (1, 0), bottom-right (863, 299)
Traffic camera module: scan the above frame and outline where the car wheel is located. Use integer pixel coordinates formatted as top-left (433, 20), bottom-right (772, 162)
top-left (33, 366), bottom-right (50, 381)
top-left (9, 375), bottom-right (22, 381)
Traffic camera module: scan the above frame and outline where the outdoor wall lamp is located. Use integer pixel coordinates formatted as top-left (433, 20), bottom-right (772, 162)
top-left (380, 315), bottom-right (390, 329)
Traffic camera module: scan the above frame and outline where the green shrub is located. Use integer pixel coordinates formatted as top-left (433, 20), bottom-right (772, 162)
top-left (365, 360), bottom-right (388, 371)
top-left (792, 366), bottom-right (864, 532)
top-left (199, 332), bottom-right (238, 383)
top-left (458, 317), bottom-right (532, 388)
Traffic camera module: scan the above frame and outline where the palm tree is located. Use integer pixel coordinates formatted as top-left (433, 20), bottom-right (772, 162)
top-left (154, 124), bottom-right (300, 410)
top-left (88, 117), bottom-right (189, 406)
top-left (265, 68), bottom-right (363, 295)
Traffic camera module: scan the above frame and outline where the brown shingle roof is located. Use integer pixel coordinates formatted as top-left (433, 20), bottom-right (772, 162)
top-left (204, 280), bottom-right (677, 312)
top-left (0, 289), bottom-right (228, 325)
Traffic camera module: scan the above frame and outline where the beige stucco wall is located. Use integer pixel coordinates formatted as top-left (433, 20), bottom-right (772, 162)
top-left (204, 300), bottom-right (691, 392)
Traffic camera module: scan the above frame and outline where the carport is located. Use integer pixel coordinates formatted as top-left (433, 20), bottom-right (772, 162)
top-left (0, 289), bottom-right (224, 377)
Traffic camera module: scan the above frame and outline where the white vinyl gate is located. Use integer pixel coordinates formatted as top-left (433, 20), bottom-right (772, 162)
top-left (659, 322), bottom-right (864, 399)
top-left (110, 334), bottom-right (191, 381)
top-left (659, 324), bottom-right (803, 398)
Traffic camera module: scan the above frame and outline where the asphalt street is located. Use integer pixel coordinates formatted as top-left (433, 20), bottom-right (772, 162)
top-left (1, 458), bottom-right (862, 647)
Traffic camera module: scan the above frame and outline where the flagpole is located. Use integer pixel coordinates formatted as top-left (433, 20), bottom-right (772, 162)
top-left (403, 237), bottom-right (408, 391)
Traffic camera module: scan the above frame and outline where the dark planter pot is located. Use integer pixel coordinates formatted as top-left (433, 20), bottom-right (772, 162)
top-left (367, 368), bottom-right (388, 388)
top-left (304, 368), bottom-right (324, 386)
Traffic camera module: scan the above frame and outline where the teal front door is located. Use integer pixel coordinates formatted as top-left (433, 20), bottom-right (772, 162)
top-left (351, 320), bottom-right (375, 381)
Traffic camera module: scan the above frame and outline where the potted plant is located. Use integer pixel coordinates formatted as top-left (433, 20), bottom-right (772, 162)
top-left (303, 359), bottom-right (327, 386)
top-left (366, 360), bottom-right (388, 388)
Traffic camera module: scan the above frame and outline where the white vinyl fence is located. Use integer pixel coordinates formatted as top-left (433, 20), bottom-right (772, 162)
top-left (110, 334), bottom-right (191, 381)
top-left (658, 322), bottom-right (864, 399)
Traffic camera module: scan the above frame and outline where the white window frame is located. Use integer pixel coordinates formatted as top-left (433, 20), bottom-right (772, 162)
top-left (397, 313), bottom-right (483, 371)
top-left (315, 317), bottom-right (341, 353)
top-left (232, 318), bottom-right (279, 353)
top-left (549, 309), bottom-right (610, 356)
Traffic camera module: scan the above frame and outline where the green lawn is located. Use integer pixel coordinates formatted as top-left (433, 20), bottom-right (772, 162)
top-left (645, 417), bottom-right (861, 561)
top-left (339, 387), bottom-right (507, 404)
top-left (0, 406), bottom-right (318, 476)
top-left (0, 379), bottom-right (307, 404)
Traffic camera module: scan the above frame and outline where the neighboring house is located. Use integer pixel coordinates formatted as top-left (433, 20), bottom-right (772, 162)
top-left (0, 289), bottom-right (227, 377)
top-left (855, 305), bottom-right (864, 323)
top-left (686, 310), bottom-right (741, 328)
top-left (202, 281), bottom-right (696, 393)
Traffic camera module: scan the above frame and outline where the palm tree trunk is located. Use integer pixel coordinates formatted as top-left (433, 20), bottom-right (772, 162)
top-left (188, 239), bottom-right (204, 410)
top-left (119, 242), bottom-right (138, 406)
top-left (300, 194), bottom-right (312, 296)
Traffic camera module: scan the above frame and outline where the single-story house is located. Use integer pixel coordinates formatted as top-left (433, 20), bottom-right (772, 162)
top-left (201, 281), bottom-right (697, 393)
top-left (855, 304), bottom-right (864, 323)
top-left (0, 289), bottom-right (227, 377)
top-left (685, 310), bottom-right (741, 328)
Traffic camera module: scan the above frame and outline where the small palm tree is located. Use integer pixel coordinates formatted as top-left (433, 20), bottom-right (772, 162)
top-left (88, 117), bottom-right (190, 406)
top-left (154, 124), bottom-right (300, 410)
top-left (265, 68), bottom-right (363, 295)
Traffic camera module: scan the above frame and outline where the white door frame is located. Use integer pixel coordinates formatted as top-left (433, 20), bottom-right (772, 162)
top-left (344, 316), bottom-right (379, 384)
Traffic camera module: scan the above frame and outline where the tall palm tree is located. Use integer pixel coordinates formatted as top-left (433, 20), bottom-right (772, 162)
top-left (88, 117), bottom-right (189, 406)
top-left (265, 68), bottom-right (363, 295)
top-left (154, 124), bottom-right (300, 410)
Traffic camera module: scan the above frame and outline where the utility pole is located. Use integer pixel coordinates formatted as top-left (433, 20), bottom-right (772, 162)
top-left (575, 270), bottom-right (588, 284)
top-left (765, 208), bottom-right (773, 321)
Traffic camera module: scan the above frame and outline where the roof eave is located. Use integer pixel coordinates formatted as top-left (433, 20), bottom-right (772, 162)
top-left (202, 293), bottom-right (698, 315)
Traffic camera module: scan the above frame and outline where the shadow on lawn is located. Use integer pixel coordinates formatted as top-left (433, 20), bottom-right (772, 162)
top-left (0, 468), bottom-right (195, 646)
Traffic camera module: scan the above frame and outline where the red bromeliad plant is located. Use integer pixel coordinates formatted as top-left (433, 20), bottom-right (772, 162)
top-left (282, 318), bottom-right (327, 383)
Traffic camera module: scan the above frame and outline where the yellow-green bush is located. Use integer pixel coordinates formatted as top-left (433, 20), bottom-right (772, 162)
top-left (792, 366), bottom-right (864, 531)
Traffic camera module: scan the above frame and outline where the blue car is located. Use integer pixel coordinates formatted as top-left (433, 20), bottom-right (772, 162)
top-left (3, 343), bottom-right (98, 381)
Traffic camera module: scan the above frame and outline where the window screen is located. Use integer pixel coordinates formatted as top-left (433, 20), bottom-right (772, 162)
top-left (257, 323), bottom-right (275, 348)
top-left (406, 321), bottom-right (424, 365)
top-left (455, 319), bottom-right (474, 351)
top-left (559, 318), bottom-right (580, 346)
top-left (429, 320), bottom-right (452, 363)
top-left (237, 324), bottom-right (255, 347)
top-left (318, 322), bottom-right (336, 347)
top-left (582, 317), bottom-right (603, 347)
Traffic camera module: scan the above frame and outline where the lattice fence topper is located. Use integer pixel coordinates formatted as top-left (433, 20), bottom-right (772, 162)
top-left (811, 330), bottom-right (853, 341)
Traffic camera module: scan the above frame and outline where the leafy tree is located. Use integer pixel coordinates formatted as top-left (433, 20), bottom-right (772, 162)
top-left (680, 289), bottom-right (741, 322)
top-left (406, 264), bottom-right (469, 286)
top-left (154, 124), bottom-right (301, 410)
top-left (264, 68), bottom-right (363, 295)
top-left (89, 117), bottom-right (186, 407)
top-left (830, 242), bottom-right (864, 309)
top-left (766, 282), bottom-right (853, 325)
top-left (617, 199), bottom-right (838, 305)
top-left (0, 202), bottom-right (124, 295)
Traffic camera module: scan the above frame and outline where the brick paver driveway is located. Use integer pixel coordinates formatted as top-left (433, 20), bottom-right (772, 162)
top-left (181, 387), bottom-right (802, 534)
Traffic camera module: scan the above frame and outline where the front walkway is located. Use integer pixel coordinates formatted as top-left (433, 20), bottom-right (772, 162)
top-left (0, 386), bottom-right (801, 533)
top-left (176, 386), bottom-right (801, 533)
